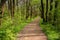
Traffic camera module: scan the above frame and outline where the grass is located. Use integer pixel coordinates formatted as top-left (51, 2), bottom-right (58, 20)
top-left (39, 18), bottom-right (60, 40)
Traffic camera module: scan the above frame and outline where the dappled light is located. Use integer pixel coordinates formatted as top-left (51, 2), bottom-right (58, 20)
top-left (0, 0), bottom-right (60, 40)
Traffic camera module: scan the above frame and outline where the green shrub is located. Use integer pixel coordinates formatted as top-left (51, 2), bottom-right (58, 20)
top-left (0, 28), bottom-right (16, 40)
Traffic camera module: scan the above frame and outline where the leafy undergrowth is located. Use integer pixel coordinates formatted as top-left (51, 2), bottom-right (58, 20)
top-left (39, 18), bottom-right (60, 40)
top-left (0, 15), bottom-right (36, 40)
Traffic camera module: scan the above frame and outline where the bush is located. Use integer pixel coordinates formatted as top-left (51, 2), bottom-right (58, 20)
top-left (0, 28), bottom-right (16, 40)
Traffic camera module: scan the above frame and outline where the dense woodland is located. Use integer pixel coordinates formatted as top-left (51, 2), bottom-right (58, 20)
top-left (0, 0), bottom-right (60, 40)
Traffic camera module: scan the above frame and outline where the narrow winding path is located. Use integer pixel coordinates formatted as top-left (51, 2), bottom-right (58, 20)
top-left (17, 17), bottom-right (47, 40)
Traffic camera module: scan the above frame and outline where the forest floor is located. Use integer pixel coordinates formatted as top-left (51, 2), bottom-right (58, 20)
top-left (17, 17), bottom-right (47, 40)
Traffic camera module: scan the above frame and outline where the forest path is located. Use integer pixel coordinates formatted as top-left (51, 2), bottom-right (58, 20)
top-left (17, 17), bottom-right (47, 40)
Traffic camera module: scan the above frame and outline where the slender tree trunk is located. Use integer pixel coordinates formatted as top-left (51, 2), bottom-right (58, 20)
top-left (53, 0), bottom-right (58, 25)
top-left (49, 0), bottom-right (53, 23)
top-left (8, 0), bottom-right (12, 17)
top-left (12, 0), bottom-right (15, 17)
top-left (17, 0), bottom-right (18, 13)
top-left (41, 0), bottom-right (45, 22)
top-left (45, 0), bottom-right (48, 22)
top-left (26, 0), bottom-right (29, 19)
top-left (8, 0), bottom-right (13, 17)
top-left (30, 6), bottom-right (32, 18)
top-left (0, 0), bottom-right (6, 25)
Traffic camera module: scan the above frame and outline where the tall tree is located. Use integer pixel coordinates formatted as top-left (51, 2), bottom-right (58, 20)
top-left (49, 0), bottom-right (53, 23)
top-left (8, 0), bottom-right (15, 24)
top-left (41, 0), bottom-right (45, 22)
top-left (16, 0), bottom-right (18, 13)
top-left (26, 0), bottom-right (30, 19)
top-left (8, 0), bottom-right (15, 18)
top-left (11, 0), bottom-right (15, 18)
top-left (53, 0), bottom-right (58, 25)
top-left (0, 0), bottom-right (6, 25)
top-left (30, 6), bottom-right (32, 18)
top-left (45, 0), bottom-right (48, 22)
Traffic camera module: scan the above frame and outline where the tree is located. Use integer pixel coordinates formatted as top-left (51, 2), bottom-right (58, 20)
top-left (8, 0), bottom-right (15, 18)
top-left (0, 0), bottom-right (6, 25)
top-left (45, 0), bottom-right (48, 22)
top-left (11, 0), bottom-right (15, 18)
top-left (48, 0), bottom-right (53, 23)
top-left (26, 0), bottom-right (30, 19)
top-left (41, 0), bottom-right (45, 22)
top-left (30, 6), bottom-right (32, 18)
top-left (53, 0), bottom-right (58, 25)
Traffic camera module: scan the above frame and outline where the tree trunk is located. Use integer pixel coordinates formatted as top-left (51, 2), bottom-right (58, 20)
top-left (53, 0), bottom-right (58, 25)
top-left (41, 0), bottom-right (45, 22)
top-left (12, 0), bottom-right (15, 17)
top-left (30, 6), bottom-right (32, 18)
top-left (49, 0), bottom-right (53, 23)
top-left (8, 0), bottom-right (15, 18)
top-left (26, 0), bottom-right (29, 19)
top-left (0, 0), bottom-right (6, 25)
top-left (45, 0), bottom-right (48, 22)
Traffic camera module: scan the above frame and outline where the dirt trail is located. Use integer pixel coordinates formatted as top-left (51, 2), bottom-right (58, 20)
top-left (17, 17), bottom-right (47, 40)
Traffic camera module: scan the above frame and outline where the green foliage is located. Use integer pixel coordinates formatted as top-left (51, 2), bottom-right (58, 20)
top-left (40, 18), bottom-right (60, 40)
top-left (0, 29), bottom-right (16, 40)
top-left (0, 6), bottom-right (35, 40)
top-left (1, 0), bottom-right (60, 40)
